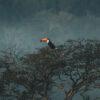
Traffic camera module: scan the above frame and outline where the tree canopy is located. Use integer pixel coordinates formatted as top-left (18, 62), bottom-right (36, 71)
top-left (0, 39), bottom-right (100, 100)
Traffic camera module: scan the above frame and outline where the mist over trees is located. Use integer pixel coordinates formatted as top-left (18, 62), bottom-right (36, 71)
top-left (0, 0), bottom-right (100, 21)
top-left (0, 40), bottom-right (100, 100)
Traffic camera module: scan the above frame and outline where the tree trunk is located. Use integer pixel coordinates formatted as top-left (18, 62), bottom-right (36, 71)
top-left (43, 96), bottom-right (48, 100)
top-left (64, 89), bottom-right (74, 100)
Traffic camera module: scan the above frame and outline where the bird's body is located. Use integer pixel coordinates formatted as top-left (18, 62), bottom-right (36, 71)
top-left (41, 38), bottom-right (56, 49)
top-left (47, 40), bottom-right (55, 49)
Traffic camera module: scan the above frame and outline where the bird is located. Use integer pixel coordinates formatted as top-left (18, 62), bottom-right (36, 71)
top-left (40, 38), bottom-right (56, 49)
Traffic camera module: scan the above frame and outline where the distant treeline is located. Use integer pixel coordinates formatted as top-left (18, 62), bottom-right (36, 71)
top-left (0, 0), bottom-right (100, 20)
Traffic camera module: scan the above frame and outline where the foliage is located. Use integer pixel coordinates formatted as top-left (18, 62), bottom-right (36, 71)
top-left (0, 39), bottom-right (100, 100)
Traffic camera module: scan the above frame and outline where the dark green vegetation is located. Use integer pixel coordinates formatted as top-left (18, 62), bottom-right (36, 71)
top-left (0, 0), bottom-right (100, 21)
top-left (0, 40), bottom-right (100, 100)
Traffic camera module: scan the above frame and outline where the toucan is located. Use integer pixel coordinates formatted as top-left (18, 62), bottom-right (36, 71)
top-left (40, 38), bottom-right (56, 49)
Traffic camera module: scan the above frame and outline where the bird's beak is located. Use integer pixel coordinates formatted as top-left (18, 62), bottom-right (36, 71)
top-left (40, 38), bottom-right (48, 42)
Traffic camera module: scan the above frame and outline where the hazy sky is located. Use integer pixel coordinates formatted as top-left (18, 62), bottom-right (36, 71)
top-left (0, 14), bottom-right (100, 54)
top-left (0, 0), bottom-right (100, 53)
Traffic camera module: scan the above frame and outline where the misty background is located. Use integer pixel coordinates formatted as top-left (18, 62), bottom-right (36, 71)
top-left (0, 0), bottom-right (100, 53)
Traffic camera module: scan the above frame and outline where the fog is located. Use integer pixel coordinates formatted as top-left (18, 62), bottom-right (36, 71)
top-left (0, 11), bottom-right (100, 54)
